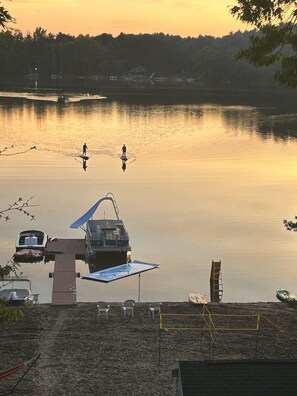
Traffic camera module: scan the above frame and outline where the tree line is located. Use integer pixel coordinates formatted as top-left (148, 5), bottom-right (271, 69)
top-left (0, 28), bottom-right (289, 91)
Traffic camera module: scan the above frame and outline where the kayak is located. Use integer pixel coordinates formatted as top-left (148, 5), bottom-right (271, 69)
top-left (276, 288), bottom-right (297, 304)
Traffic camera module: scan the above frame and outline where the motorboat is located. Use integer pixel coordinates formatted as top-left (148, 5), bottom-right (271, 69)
top-left (57, 94), bottom-right (70, 104)
top-left (14, 230), bottom-right (48, 262)
top-left (189, 292), bottom-right (208, 305)
top-left (0, 277), bottom-right (32, 305)
top-left (276, 288), bottom-right (297, 304)
top-left (70, 193), bottom-right (131, 266)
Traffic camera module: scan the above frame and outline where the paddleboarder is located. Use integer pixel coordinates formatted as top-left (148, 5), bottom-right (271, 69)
top-left (83, 143), bottom-right (88, 156)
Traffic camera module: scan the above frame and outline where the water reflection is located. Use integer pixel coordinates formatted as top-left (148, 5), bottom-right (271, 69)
top-left (120, 153), bottom-right (136, 173)
top-left (2, 96), bottom-right (297, 144)
top-left (121, 144), bottom-right (127, 172)
top-left (82, 159), bottom-right (88, 172)
top-left (87, 251), bottom-right (132, 273)
top-left (221, 107), bottom-right (297, 141)
top-left (1, 93), bottom-right (297, 303)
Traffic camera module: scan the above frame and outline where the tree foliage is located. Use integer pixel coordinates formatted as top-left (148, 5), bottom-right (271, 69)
top-left (0, 1), bottom-right (296, 88)
top-left (230, 0), bottom-right (297, 87)
top-left (0, 197), bottom-right (38, 324)
top-left (0, 260), bottom-right (23, 324)
top-left (0, 1), bottom-right (15, 30)
top-left (0, 298), bottom-right (23, 323)
top-left (0, 28), bottom-right (286, 90)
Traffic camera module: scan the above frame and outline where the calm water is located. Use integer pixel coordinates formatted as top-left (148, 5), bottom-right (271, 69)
top-left (1, 91), bottom-right (297, 303)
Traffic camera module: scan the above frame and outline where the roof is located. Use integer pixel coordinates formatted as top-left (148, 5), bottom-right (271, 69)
top-left (170, 359), bottom-right (297, 396)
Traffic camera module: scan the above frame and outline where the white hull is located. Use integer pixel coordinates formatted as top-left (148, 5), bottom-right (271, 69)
top-left (15, 230), bottom-right (48, 252)
top-left (189, 293), bottom-right (208, 305)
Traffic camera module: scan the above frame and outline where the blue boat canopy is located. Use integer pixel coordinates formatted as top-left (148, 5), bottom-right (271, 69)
top-left (70, 196), bottom-right (114, 229)
top-left (81, 260), bottom-right (159, 283)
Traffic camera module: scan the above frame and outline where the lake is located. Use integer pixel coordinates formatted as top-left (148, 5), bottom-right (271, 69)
top-left (1, 90), bottom-right (297, 303)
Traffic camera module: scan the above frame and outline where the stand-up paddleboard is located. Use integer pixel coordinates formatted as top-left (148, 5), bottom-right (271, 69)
top-left (79, 155), bottom-right (89, 160)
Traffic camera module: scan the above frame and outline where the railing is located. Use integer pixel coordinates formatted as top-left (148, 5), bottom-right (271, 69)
top-left (90, 238), bottom-right (129, 248)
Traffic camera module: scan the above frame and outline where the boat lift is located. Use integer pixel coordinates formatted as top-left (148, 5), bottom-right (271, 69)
top-left (210, 260), bottom-right (223, 302)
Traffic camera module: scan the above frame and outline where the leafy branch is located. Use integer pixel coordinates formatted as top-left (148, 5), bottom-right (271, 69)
top-left (230, 0), bottom-right (297, 88)
top-left (0, 2), bottom-right (15, 30)
top-left (0, 299), bottom-right (23, 323)
top-left (0, 259), bottom-right (23, 324)
top-left (284, 217), bottom-right (297, 231)
top-left (0, 197), bottom-right (38, 222)
top-left (0, 145), bottom-right (14, 155)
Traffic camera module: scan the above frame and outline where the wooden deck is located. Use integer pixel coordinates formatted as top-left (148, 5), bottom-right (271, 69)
top-left (46, 238), bottom-right (86, 257)
top-left (47, 239), bottom-right (86, 305)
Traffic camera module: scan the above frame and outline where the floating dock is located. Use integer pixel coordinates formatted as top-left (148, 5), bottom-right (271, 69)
top-left (47, 239), bottom-right (85, 305)
top-left (46, 238), bottom-right (86, 259)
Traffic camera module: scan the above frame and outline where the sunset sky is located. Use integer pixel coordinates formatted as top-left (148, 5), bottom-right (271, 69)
top-left (7, 0), bottom-right (247, 38)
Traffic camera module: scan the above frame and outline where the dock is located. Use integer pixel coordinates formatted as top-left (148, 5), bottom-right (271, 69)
top-left (46, 238), bottom-right (86, 259)
top-left (47, 239), bottom-right (86, 305)
top-left (210, 260), bottom-right (223, 302)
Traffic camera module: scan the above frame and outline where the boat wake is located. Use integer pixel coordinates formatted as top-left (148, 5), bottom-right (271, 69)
top-left (0, 91), bottom-right (106, 103)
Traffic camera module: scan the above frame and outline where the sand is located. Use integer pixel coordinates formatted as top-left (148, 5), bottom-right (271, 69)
top-left (1, 301), bottom-right (297, 395)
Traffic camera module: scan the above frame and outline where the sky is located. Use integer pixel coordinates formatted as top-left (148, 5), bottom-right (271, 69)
top-left (6, 0), bottom-right (247, 38)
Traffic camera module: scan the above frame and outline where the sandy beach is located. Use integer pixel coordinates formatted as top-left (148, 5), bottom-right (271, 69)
top-left (1, 301), bottom-right (297, 395)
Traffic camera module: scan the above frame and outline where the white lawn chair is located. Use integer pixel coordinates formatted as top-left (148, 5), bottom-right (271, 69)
top-left (32, 294), bottom-right (40, 305)
top-left (97, 301), bottom-right (110, 318)
top-left (148, 303), bottom-right (161, 319)
top-left (122, 299), bottom-right (135, 318)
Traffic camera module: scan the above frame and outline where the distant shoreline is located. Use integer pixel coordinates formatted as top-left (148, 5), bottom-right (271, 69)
top-left (0, 83), bottom-right (296, 104)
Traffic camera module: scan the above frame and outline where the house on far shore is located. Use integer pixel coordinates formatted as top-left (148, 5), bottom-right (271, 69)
top-left (169, 359), bottom-right (297, 396)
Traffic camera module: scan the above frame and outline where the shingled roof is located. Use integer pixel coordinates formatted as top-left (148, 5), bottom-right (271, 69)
top-left (170, 359), bottom-right (297, 396)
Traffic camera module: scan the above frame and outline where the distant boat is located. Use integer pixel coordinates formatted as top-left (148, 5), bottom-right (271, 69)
top-left (189, 292), bottom-right (208, 305)
top-left (14, 230), bottom-right (48, 262)
top-left (0, 277), bottom-right (32, 305)
top-left (57, 94), bottom-right (70, 104)
top-left (276, 288), bottom-right (297, 304)
top-left (70, 193), bottom-right (131, 265)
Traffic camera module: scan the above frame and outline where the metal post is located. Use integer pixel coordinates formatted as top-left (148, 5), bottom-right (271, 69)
top-left (138, 273), bottom-right (141, 303)
top-left (158, 328), bottom-right (161, 367)
top-left (255, 315), bottom-right (260, 358)
top-left (201, 305), bottom-right (204, 352)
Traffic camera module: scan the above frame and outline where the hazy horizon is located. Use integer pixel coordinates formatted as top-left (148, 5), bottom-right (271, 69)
top-left (7, 0), bottom-right (247, 39)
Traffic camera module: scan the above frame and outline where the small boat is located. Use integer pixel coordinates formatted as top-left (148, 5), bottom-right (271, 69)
top-left (189, 292), bottom-right (208, 305)
top-left (0, 277), bottom-right (32, 305)
top-left (276, 288), bottom-right (297, 304)
top-left (57, 94), bottom-right (70, 104)
top-left (14, 230), bottom-right (48, 262)
top-left (70, 193), bottom-right (131, 266)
